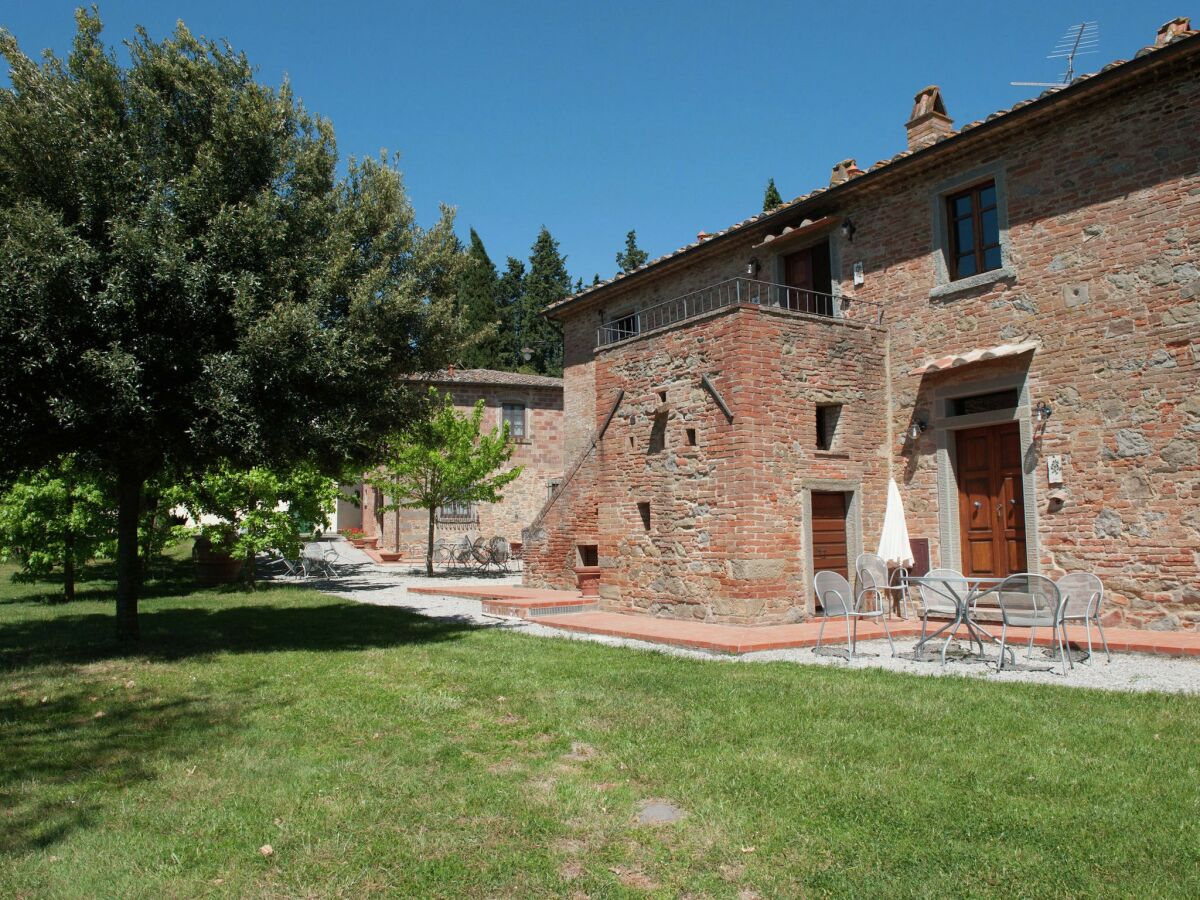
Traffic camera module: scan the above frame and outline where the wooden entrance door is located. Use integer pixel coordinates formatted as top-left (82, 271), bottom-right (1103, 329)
top-left (955, 423), bottom-right (1027, 578)
top-left (810, 491), bottom-right (849, 581)
top-left (782, 239), bottom-right (833, 315)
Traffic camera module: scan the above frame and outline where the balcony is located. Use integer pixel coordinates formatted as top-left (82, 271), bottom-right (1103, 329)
top-left (594, 278), bottom-right (883, 348)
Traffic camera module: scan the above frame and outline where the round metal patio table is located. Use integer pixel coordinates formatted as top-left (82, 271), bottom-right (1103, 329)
top-left (902, 574), bottom-right (1016, 666)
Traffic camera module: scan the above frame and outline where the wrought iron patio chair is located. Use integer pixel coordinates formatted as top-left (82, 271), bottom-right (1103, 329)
top-left (994, 574), bottom-right (1069, 675)
top-left (915, 568), bottom-right (969, 646)
top-left (1054, 572), bottom-right (1110, 663)
top-left (813, 570), bottom-right (895, 660)
top-left (487, 536), bottom-right (512, 573)
top-left (855, 552), bottom-right (909, 619)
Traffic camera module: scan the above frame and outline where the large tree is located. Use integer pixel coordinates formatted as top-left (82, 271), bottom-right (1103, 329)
top-left (366, 389), bottom-right (521, 575)
top-left (0, 12), bottom-right (463, 637)
top-left (455, 228), bottom-right (508, 369)
top-left (519, 227), bottom-right (568, 376)
top-left (615, 229), bottom-right (648, 273)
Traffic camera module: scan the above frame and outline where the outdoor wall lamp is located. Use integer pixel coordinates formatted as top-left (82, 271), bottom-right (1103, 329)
top-left (745, 257), bottom-right (761, 277)
top-left (841, 218), bottom-right (857, 242)
top-left (908, 419), bottom-right (927, 440)
top-left (1034, 401), bottom-right (1053, 423)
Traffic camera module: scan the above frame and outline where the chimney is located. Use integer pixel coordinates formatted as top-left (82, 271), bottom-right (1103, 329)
top-left (905, 85), bottom-right (953, 150)
top-left (829, 158), bottom-right (865, 186)
top-left (1156, 16), bottom-right (1192, 46)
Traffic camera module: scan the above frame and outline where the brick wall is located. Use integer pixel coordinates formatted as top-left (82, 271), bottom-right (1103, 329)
top-left (528, 42), bottom-right (1200, 628)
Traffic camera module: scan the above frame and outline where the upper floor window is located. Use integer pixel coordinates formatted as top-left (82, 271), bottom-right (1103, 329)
top-left (438, 500), bottom-right (475, 522)
top-left (946, 181), bottom-right (1001, 280)
top-left (502, 403), bottom-right (526, 439)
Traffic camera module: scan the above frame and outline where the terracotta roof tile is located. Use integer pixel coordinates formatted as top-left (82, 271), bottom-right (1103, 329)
top-left (415, 368), bottom-right (563, 389)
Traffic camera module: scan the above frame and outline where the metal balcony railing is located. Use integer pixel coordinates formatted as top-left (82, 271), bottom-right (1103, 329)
top-left (594, 277), bottom-right (883, 348)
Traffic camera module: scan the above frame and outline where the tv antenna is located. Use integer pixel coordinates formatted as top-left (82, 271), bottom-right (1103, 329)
top-left (1012, 22), bottom-right (1099, 87)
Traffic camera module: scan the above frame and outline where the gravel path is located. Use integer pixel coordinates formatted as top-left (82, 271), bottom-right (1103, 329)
top-left (301, 540), bottom-right (1200, 696)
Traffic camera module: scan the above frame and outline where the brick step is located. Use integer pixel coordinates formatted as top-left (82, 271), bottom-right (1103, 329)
top-left (482, 597), bottom-right (598, 619)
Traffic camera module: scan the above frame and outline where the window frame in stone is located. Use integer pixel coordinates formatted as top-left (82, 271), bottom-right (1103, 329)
top-left (437, 499), bottom-right (477, 523)
top-left (928, 164), bottom-right (1015, 299)
top-left (502, 402), bottom-right (527, 440)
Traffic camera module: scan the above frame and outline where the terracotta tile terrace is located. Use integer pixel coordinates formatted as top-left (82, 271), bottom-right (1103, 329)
top-left (409, 585), bottom-right (1200, 658)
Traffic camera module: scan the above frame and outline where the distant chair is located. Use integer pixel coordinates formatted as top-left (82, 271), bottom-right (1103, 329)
top-left (1055, 572), bottom-right (1110, 663)
top-left (488, 536), bottom-right (512, 572)
top-left (994, 574), bottom-right (1069, 675)
top-left (813, 570), bottom-right (895, 660)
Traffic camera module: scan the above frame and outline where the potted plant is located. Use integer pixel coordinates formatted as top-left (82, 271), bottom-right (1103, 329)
top-left (192, 531), bottom-right (245, 586)
top-left (340, 527), bottom-right (370, 549)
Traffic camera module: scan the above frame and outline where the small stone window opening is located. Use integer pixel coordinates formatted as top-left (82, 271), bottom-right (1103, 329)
top-left (547, 478), bottom-right (562, 499)
top-left (628, 434), bottom-right (636, 450)
top-left (657, 390), bottom-right (667, 402)
top-left (648, 411), bottom-right (668, 454)
top-left (686, 427), bottom-right (697, 446)
top-left (637, 501), bottom-right (651, 531)
top-left (816, 404), bottom-right (843, 451)
top-left (577, 544), bottom-right (599, 567)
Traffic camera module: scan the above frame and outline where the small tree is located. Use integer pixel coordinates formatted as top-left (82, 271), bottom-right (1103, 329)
top-left (615, 229), bottom-right (649, 273)
top-left (0, 456), bottom-right (114, 601)
top-left (367, 389), bottom-right (522, 575)
top-left (763, 177), bottom-right (783, 211)
top-left (176, 463), bottom-right (338, 585)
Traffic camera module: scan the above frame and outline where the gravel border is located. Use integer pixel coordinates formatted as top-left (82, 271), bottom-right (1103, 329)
top-left (297, 541), bottom-right (1200, 696)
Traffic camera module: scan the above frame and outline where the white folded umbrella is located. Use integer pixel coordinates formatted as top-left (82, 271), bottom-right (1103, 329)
top-left (877, 478), bottom-right (914, 568)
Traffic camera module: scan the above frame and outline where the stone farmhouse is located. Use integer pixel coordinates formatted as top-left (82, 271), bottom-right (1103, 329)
top-left (523, 17), bottom-right (1200, 631)
top-left (360, 368), bottom-right (563, 558)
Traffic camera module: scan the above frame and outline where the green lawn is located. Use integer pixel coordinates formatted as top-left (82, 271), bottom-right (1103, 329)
top-left (1, 555), bottom-right (1198, 898)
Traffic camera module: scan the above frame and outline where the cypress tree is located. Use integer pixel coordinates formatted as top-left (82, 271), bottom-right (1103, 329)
top-left (520, 227), bottom-right (569, 376)
top-left (763, 177), bottom-right (783, 211)
top-left (615, 229), bottom-right (649, 272)
top-left (455, 228), bottom-right (507, 369)
top-left (496, 257), bottom-right (526, 370)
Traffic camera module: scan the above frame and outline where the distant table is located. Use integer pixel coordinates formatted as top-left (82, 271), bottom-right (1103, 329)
top-left (902, 574), bottom-right (1014, 666)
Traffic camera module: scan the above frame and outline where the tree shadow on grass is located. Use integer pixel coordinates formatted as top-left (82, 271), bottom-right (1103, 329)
top-left (1, 552), bottom-right (201, 607)
top-left (0, 593), bottom-right (480, 671)
top-left (0, 685), bottom-right (233, 855)
top-left (0, 595), bottom-right (481, 856)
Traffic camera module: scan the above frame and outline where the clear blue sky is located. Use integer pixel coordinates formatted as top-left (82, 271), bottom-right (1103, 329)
top-left (2, 1), bottom-right (1188, 282)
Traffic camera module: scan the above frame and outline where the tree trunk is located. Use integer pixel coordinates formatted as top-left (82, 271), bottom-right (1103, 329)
top-left (115, 466), bottom-right (143, 640)
top-left (244, 549), bottom-right (257, 589)
top-left (140, 490), bottom-right (158, 581)
top-left (63, 539), bottom-right (76, 604)
top-left (426, 506), bottom-right (435, 576)
top-left (63, 478), bottom-right (75, 603)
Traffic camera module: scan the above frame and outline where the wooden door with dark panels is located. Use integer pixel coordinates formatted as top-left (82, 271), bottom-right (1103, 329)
top-left (782, 239), bottom-right (833, 316)
top-left (810, 491), bottom-right (849, 581)
top-left (955, 423), bottom-right (1026, 578)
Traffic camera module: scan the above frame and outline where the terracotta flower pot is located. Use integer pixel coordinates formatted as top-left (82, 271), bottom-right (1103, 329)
top-left (193, 537), bottom-right (245, 587)
top-left (377, 550), bottom-right (404, 563)
top-left (575, 565), bottom-right (601, 598)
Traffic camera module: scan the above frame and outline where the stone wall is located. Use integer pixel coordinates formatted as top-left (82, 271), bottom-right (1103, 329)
top-left (361, 383), bottom-right (563, 554)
